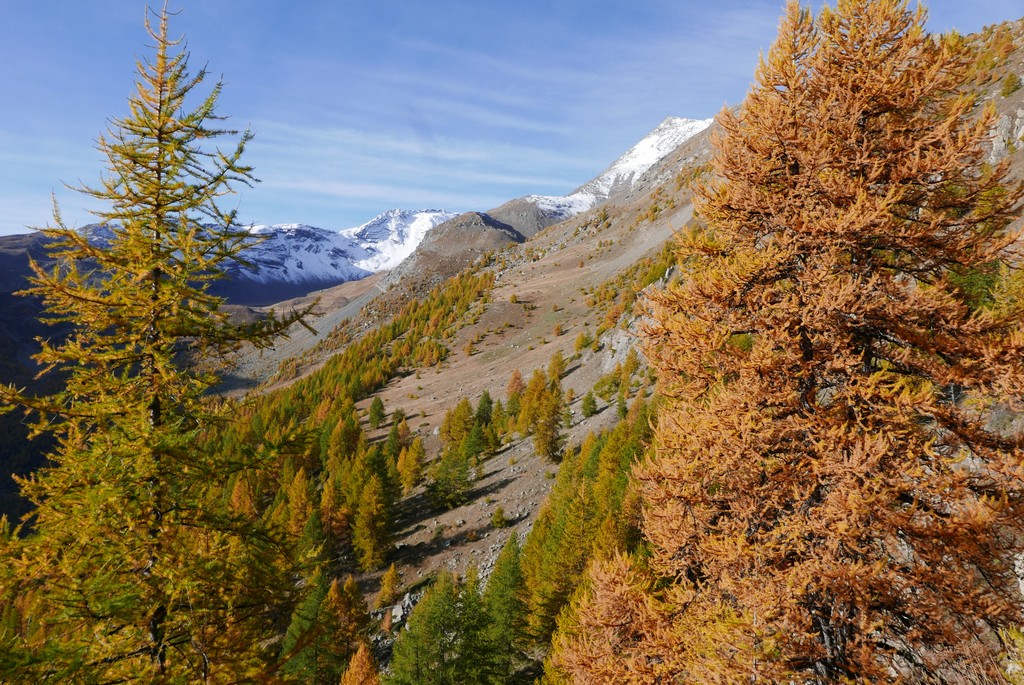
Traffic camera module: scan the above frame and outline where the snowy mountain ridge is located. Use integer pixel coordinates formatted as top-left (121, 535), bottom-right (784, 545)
top-left (525, 116), bottom-right (713, 221)
top-left (340, 208), bottom-right (459, 272)
top-left (74, 118), bottom-right (711, 300)
top-left (236, 209), bottom-right (457, 285)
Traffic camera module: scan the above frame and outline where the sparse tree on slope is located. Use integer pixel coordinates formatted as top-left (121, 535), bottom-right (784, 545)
top-left (0, 7), bottom-right (311, 681)
top-left (557, 1), bottom-right (1024, 682)
top-left (353, 475), bottom-right (391, 571)
top-left (368, 396), bottom-right (386, 429)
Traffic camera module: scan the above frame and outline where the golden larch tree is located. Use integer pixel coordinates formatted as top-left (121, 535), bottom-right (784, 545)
top-left (341, 642), bottom-right (380, 685)
top-left (555, 1), bottom-right (1024, 682)
top-left (0, 6), bottom-right (310, 681)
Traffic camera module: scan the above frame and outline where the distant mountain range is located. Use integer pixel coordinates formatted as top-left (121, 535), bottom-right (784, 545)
top-left (215, 116), bottom-right (711, 302)
top-left (0, 117), bottom-right (712, 307)
top-left (212, 209), bottom-right (458, 304)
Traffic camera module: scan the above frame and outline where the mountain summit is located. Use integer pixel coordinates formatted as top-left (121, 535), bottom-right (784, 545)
top-left (213, 209), bottom-right (457, 304)
top-left (340, 208), bottom-right (459, 271)
top-left (523, 116), bottom-right (713, 221)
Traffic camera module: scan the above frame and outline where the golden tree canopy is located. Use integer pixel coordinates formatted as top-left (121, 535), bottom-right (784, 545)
top-left (556, 0), bottom-right (1024, 682)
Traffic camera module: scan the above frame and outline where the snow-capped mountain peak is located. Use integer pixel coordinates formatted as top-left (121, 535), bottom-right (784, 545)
top-left (229, 209), bottom-right (455, 288)
top-left (341, 209), bottom-right (457, 271)
top-left (587, 116), bottom-right (713, 194)
top-left (525, 116), bottom-right (713, 221)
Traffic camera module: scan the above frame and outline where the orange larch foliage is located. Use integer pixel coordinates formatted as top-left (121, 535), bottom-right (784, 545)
top-left (556, 1), bottom-right (1024, 683)
top-left (340, 642), bottom-right (380, 685)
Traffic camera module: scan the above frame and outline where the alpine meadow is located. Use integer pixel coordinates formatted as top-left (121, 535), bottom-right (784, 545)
top-left (2, 1), bottom-right (1024, 684)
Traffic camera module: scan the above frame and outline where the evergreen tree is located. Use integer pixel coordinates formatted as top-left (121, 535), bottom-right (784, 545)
top-left (475, 389), bottom-right (494, 426)
top-left (387, 572), bottom-right (460, 685)
top-left (558, 1), bottom-right (1024, 682)
top-left (581, 391), bottom-right (598, 418)
top-left (352, 475), bottom-right (390, 571)
top-left (384, 421), bottom-right (403, 460)
top-left (491, 398), bottom-right (508, 434)
top-left (0, 8), bottom-right (310, 680)
top-left (280, 573), bottom-right (331, 683)
top-left (462, 421), bottom-right (487, 462)
top-left (483, 534), bottom-right (529, 680)
top-left (456, 567), bottom-right (502, 683)
top-left (368, 396), bottom-right (386, 429)
top-left (388, 570), bottom-right (499, 685)
top-left (281, 573), bottom-right (371, 684)
top-left (428, 447), bottom-right (473, 509)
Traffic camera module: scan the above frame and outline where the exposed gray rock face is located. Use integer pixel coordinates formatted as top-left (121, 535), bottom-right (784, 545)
top-left (991, 113), bottom-right (1014, 163)
top-left (485, 197), bottom-right (563, 239)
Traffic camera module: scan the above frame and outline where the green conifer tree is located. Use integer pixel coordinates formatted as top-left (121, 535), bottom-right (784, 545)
top-left (475, 390), bottom-right (494, 426)
top-left (462, 421), bottom-right (487, 462)
top-left (0, 8), bottom-right (310, 681)
top-left (384, 422), bottom-right (403, 459)
top-left (428, 448), bottom-right (473, 510)
top-left (388, 570), bottom-right (499, 685)
top-left (280, 572), bottom-right (370, 683)
top-left (581, 391), bottom-right (598, 418)
top-left (368, 396), bottom-right (386, 430)
top-left (353, 475), bottom-right (391, 571)
top-left (483, 534), bottom-right (529, 680)
top-left (280, 572), bottom-right (331, 682)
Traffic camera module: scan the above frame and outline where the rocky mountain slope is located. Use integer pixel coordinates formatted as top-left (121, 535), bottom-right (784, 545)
top-left (484, 116), bottom-right (712, 239)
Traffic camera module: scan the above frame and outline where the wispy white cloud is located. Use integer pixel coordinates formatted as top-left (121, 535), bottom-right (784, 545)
top-left (252, 120), bottom-right (598, 187)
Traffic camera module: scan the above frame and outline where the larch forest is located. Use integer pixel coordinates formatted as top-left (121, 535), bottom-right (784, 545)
top-left (3, 0), bottom-right (1024, 683)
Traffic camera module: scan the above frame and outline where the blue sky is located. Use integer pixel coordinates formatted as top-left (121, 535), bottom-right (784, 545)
top-left (0, 1), bottom-right (1020, 236)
